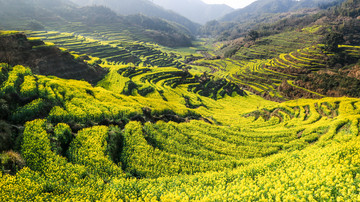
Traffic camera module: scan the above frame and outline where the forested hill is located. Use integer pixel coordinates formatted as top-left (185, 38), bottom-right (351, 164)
top-left (199, 0), bottom-right (360, 101)
top-left (0, 0), bottom-right (194, 47)
top-left (69, 0), bottom-right (200, 33)
top-left (200, 0), bottom-right (346, 40)
top-left (152, 0), bottom-right (234, 24)
top-left (221, 0), bottom-right (345, 22)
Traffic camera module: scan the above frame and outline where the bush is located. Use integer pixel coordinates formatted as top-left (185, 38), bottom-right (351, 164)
top-left (106, 126), bottom-right (124, 165)
top-left (11, 99), bottom-right (50, 123)
top-left (68, 126), bottom-right (123, 180)
top-left (122, 80), bottom-right (138, 96)
top-left (224, 47), bottom-right (238, 58)
top-left (0, 99), bottom-right (10, 119)
top-left (138, 86), bottom-right (155, 97)
top-left (0, 121), bottom-right (13, 152)
top-left (21, 119), bottom-right (54, 172)
top-left (53, 123), bottom-right (73, 156)
top-left (248, 30), bottom-right (259, 41)
top-left (0, 151), bottom-right (25, 175)
top-left (322, 32), bottom-right (345, 52)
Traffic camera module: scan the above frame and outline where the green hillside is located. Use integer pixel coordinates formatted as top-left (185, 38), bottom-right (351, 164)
top-left (152, 0), bottom-right (234, 24)
top-left (200, 0), bottom-right (346, 41)
top-left (69, 0), bottom-right (200, 34)
top-left (1, 0), bottom-right (360, 201)
top-left (221, 0), bottom-right (344, 22)
top-left (0, 0), bottom-right (193, 47)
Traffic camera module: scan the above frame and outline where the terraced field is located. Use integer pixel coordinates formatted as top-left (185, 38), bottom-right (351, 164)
top-left (266, 46), bottom-right (328, 71)
top-left (28, 31), bottom-right (184, 68)
top-left (99, 64), bottom-right (245, 104)
top-left (2, 26), bottom-right (360, 201)
top-left (192, 42), bottom-right (360, 101)
top-left (3, 0), bottom-right (360, 200)
top-left (1, 62), bottom-right (360, 200)
top-left (233, 29), bottom-right (322, 61)
top-left (26, 28), bottom-right (360, 103)
top-left (19, 26), bottom-right (359, 106)
top-left (25, 31), bottom-right (250, 103)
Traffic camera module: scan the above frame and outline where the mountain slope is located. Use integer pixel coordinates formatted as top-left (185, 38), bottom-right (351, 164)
top-left (221, 0), bottom-right (344, 22)
top-left (199, 0), bottom-right (345, 40)
top-left (0, 0), bottom-right (193, 47)
top-left (198, 0), bottom-right (360, 101)
top-left (152, 0), bottom-right (234, 24)
top-left (69, 0), bottom-right (200, 33)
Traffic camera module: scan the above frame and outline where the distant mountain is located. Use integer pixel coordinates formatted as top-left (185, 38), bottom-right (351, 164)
top-left (152, 0), bottom-right (234, 24)
top-left (0, 0), bottom-right (75, 9)
top-left (221, 0), bottom-right (345, 22)
top-left (0, 0), bottom-right (193, 47)
top-left (0, 0), bottom-right (71, 30)
top-left (69, 0), bottom-right (200, 33)
top-left (199, 0), bottom-right (345, 40)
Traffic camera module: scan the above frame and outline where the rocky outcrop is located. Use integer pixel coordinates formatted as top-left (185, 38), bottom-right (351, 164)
top-left (0, 33), bottom-right (107, 84)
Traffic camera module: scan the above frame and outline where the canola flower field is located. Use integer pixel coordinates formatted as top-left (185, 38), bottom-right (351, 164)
top-left (29, 28), bottom-right (360, 103)
top-left (1, 60), bottom-right (360, 201)
top-left (1, 27), bottom-right (360, 201)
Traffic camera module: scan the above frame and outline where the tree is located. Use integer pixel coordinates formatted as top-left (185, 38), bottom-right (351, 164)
top-left (27, 21), bottom-right (45, 31)
top-left (322, 31), bottom-right (345, 52)
top-left (248, 30), bottom-right (259, 42)
top-left (224, 47), bottom-right (238, 58)
top-left (0, 36), bottom-right (14, 65)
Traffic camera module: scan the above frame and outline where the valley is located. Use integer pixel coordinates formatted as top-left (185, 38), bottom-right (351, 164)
top-left (1, 0), bottom-right (360, 201)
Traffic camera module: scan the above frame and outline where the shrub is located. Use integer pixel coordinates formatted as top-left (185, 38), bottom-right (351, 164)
top-left (0, 121), bottom-right (13, 152)
top-left (68, 126), bottom-right (123, 180)
top-left (106, 126), bottom-right (124, 165)
top-left (0, 151), bottom-right (25, 175)
top-left (224, 47), bottom-right (238, 58)
top-left (122, 80), bottom-right (138, 96)
top-left (21, 119), bottom-right (54, 172)
top-left (0, 65), bottom-right (32, 95)
top-left (11, 99), bottom-right (49, 123)
top-left (138, 86), bottom-right (155, 97)
top-left (53, 123), bottom-right (73, 156)
top-left (322, 31), bottom-right (345, 52)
